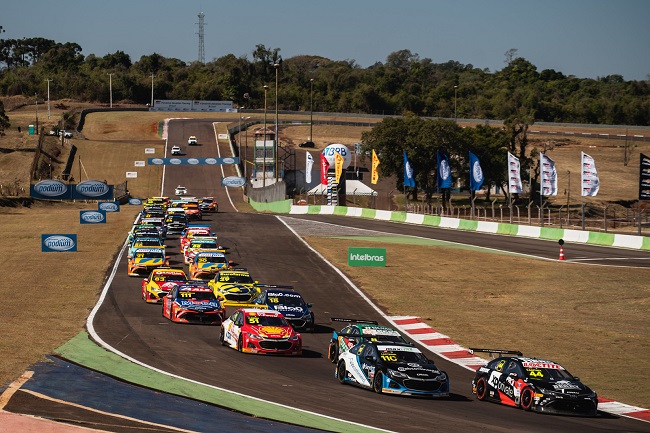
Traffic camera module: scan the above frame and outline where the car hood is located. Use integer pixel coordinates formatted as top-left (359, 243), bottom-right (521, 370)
top-left (532, 379), bottom-right (593, 395)
top-left (385, 362), bottom-right (444, 379)
top-left (218, 284), bottom-right (256, 294)
top-left (270, 304), bottom-right (308, 318)
top-left (176, 300), bottom-right (221, 311)
top-left (247, 325), bottom-right (293, 339)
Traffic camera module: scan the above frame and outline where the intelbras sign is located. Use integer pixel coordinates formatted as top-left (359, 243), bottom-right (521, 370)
top-left (30, 180), bottom-right (114, 200)
top-left (42, 234), bottom-right (77, 252)
top-left (348, 247), bottom-right (386, 267)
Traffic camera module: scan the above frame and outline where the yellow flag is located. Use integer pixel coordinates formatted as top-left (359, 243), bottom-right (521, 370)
top-left (371, 149), bottom-right (380, 184)
top-left (335, 151), bottom-right (344, 184)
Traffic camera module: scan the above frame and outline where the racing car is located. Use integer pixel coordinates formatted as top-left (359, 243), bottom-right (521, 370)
top-left (188, 250), bottom-right (233, 280)
top-left (219, 308), bottom-right (302, 355)
top-left (171, 145), bottom-right (181, 155)
top-left (470, 348), bottom-right (598, 416)
top-left (336, 341), bottom-right (449, 397)
top-left (327, 318), bottom-right (410, 363)
top-left (253, 288), bottom-right (314, 331)
top-left (198, 196), bottom-right (218, 213)
top-left (164, 213), bottom-right (188, 235)
top-left (183, 237), bottom-right (223, 264)
top-left (127, 248), bottom-right (169, 276)
top-left (208, 268), bottom-right (261, 308)
top-left (187, 135), bottom-right (198, 145)
top-left (128, 237), bottom-right (165, 258)
top-left (141, 267), bottom-right (188, 303)
top-left (175, 185), bottom-right (187, 196)
top-left (162, 283), bottom-right (225, 325)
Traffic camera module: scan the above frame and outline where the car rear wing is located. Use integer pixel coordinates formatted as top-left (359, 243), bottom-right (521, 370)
top-left (330, 317), bottom-right (379, 325)
top-left (468, 348), bottom-right (523, 359)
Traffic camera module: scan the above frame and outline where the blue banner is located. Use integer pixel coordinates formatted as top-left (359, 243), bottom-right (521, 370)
top-left (31, 180), bottom-right (114, 201)
top-left (437, 150), bottom-right (452, 189)
top-left (42, 234), bottom-right (77, 252)
top-left (403, 151), bottom-right (415, 187)
top-left (469, 151), bottom-right (484, 191)
top-left (128, 198), bottom-right (143, 205)
top-left (98, 201), bottom-right (120, 212)
top-left (147, 157), bottom-right (238, 166)
top-left (80, 209), bottom-right (107, 224)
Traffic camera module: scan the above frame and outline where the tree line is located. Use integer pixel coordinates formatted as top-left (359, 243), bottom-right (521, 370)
top-left (0, 38), bottom-right (649, 126)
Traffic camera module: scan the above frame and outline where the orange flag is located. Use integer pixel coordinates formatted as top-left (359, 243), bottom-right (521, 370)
top-left (371, 149), bottom-right (380, 184)
top-left (335, 151), bottom-right (344, 184)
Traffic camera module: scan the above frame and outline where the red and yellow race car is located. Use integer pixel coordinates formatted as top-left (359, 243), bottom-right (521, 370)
top-left (162, 283), bottom-right (226, 325)
top-left (219, 308), bottom-right (302, 355)
top-left (183, 237), bottom-right (221, 264)
top-left (141, 267), bottom-right (188, 303)
top-left (127, 248), bottom-right (169, 277)
top-left (188, 250), bottom-right (232, 280)
top-left (198, 196), bottom-right (219, 213)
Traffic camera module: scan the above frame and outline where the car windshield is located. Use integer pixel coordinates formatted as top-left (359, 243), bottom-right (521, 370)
top-left (134, 240), bottom-right (161, 247)
top-left (270, 294), bottom-right (304, 307)
top-left (220, 274), bottom-right (254, 284)
top-left (134, 251), bottom-right (163, 259)
top-left (179, 291), bottom-right (217, 301)
top-left (380, 349), bottom-right (428, 364)
top-left (198, 255), bottom-right (226, 264)
top-left (155, 273), bottom-right (186, 281)
top-left (246, 315), bottom-right (288, 326)
top-left (524, 366), bottom-right (574, 381)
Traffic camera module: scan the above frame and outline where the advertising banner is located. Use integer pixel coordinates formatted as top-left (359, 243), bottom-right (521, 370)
top-left (80, 209), bottom-right (107, 224)
top-left (469, 151), bottom-right (484, 191)
top-left (640, 153), bottom-right (650, 200)
top-left (348, 247), bottom-right (387, 267)
top-left (371, 150), bottom-right (380, 185)
top-left (31, 180), bottom-right (113, 201)
top-left (540, 153), bottom-right (558, 196)
top-left (147, 157), bottom-right (238, 166)
top-left (42, 234), bottom-right (77, 252)
top-left (98, 201), bottom-right (120, 212)
top-left (508, 152), bottom-right (523, 194)
top-left (581, 152), bottom-right (600, 197)
top-left (436, 150), bottom-right (451, 189)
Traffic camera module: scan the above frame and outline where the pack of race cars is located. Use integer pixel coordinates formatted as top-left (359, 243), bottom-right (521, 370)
top-left (128, 195), bottom-right (599, 416)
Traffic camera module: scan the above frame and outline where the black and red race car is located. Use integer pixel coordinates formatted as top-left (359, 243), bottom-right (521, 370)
top-left (470, 348), bottom-right (598, 416)
top-left (162, 283), bottom-right (225, 325)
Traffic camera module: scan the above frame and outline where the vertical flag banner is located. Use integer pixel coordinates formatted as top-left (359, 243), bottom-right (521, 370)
top-left (640, 153), bottom-right (650, 200)
top-left (469, 151), bottom-right (484, 191)
top-left (371, 149), bottom-right (380, 185)
top-left (320, 152), bottom-right (329, 185)
top-left (334, 151), bottom-right (344, 184)
top-left (581, 152), bottom-right (600, 197)
top-left (305, 151), bottom-right (313, 184)
top-left (437, 150), bottom-right (452, 188)
top-left (403, 150), bottom-right (415, 187)
top-left (540, 153), bottom-right (558, 196)
top-left (508, 152), bottom-right (523, 194)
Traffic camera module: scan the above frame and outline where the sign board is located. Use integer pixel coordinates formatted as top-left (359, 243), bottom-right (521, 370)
top-left (30, 180), bottom-right (113, 201)
top-left (134, 161), bottom-right (146, 167)
top-left (148, 157), bottom-right (237, 166)
top-left (145, 148), bottom-right (155, 154)
top-left (348, 247), bottom-right (386, 267)
top-left (218, 134), bottom-right (228, 140)
top-left (221, 176), bottom-right (246, 187)
top-left (80, 209), bottom-right (107, 224)
top-left (98, 201), bottom-right (120, 212)
top-left (126, 172), bottom-right (138, 178)
top-left (42, 234), bottom-right (77, 252)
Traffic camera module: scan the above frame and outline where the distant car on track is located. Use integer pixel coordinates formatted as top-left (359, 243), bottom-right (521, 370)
top-left (470, 349), bottom-right (598, 416)
top-left (171, 145), bottom-right (181, 155)
top-left (188, 136), bottom-right (198, 145)
top-left (327, 318), bottom-right (410, 363)
top-left (175, 185), bottom-right (187, 196)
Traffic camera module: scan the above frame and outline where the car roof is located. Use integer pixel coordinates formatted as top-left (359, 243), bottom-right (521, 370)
top-left (240, 308), bottom-right (282, 316)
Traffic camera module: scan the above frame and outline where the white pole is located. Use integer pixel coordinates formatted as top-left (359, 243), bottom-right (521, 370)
top-left (108, 73), bottom-right (113, 108)
top-left (150, 73), bottom-right (154, 107)
top-left (46, 79), bottom-right (52, 119)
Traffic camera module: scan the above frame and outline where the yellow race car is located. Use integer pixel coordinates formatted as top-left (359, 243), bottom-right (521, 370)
top-left (208, 268), bottom-right (261, 308)
top-left (188, 250), bottom-right (233, 281)
top-left (141, 267), bottom-right (188, 303)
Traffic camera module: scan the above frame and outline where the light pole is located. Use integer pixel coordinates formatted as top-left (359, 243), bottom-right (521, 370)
top-left (263, 85), bottom-right (269, 188)
top-left (243, 93), bottom-right (250, 180)
top-left (45, 79), bottom-right (52, 119)
top-left (150, 73), bottom-right (154, 108)
top-left (274, 63), bottom-right (280, 181)
top-left (309, 78), bottom-right (314, 141)
top-left (108, 73), bottom-right (114, 108)
top-left (35, 93), bottom-right (39, 133)
top-left (238, 106), bottom-right (245, 174)
top-left (454, 85), bottom-right (458, 120)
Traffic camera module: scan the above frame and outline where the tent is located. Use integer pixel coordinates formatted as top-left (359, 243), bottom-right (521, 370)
top-left (307, 180), bottom-right (377, 196)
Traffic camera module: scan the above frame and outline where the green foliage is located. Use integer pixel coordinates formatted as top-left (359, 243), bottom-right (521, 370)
top-left (0, 100), bottom-right (9, 134)
top-left (0, 38), bottom-right (649, 126)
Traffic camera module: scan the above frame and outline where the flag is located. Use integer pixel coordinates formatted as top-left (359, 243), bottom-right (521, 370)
top-left (371, 149), bottom-right (380, 185)
top-left (305, 151), bottom-right (313, 184)
top-left (581, 152), bottom-right (600, 197)
top-left (320, 152), bottom-right (329, 185)
top-left (334, 151), bottom-right (344, 184)
top-left (540, 153), bottom-right (558, 196)
top-left (469, 151), bottom-right (484, 191)
top-left (508, 152), bottom-right (523, 194)
top-left (640, 153), bottom-right (650, 200)
top-left (437, 150), bottom-right (451, 188)
top-left (403, 150), bottom-right (415, 187)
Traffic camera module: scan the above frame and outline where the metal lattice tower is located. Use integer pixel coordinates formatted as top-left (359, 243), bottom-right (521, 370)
top-left (196, 12), bottom-right (206, 64)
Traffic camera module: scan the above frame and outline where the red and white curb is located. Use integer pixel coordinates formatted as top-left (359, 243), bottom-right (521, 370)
top-left (388, 316), bottom-right (650, 423)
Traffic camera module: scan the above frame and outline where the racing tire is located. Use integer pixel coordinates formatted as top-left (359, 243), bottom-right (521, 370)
top-left (219, 327), bottom-right (226, 346)
top-left (475, 377), bottom-right (488, 401)
top-left (328, 343), bottom-right (338, 363)
top-left (520, 387), bottom-right (534, 411)
top-left (237, 335), bottom-right (243, 352)
top-left (373, 372), bottom-right (384, 394)
top-left (336, 360), bottom-right (347, 384)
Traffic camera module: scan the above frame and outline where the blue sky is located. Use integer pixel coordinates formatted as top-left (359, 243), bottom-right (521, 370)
top-left (3, 0), bottom-right (649, 81)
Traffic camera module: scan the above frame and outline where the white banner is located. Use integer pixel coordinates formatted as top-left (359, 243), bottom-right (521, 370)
top-left (508, 152), bottom-right (523, 194)
top-left (581, 152), bottom-right (600, 196)
top-left (540, 153), bottom-right (558, 196)
top-left (126, 172), bottom-right (138, 178)
top-left (134, 161), bottom-right (145, 167)
top-left (305, 151), bottom-right (314, 184)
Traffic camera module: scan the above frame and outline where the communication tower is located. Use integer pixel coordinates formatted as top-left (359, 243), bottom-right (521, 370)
top-left (196, 12), bottom-right (206, 64)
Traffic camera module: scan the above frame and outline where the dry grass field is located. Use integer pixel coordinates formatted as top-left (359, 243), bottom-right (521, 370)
top-left (0, 102), bottom-right (649, 410)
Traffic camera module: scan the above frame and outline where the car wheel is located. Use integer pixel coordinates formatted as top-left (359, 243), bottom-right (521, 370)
top-left (373, 372), bottom-right (384, 394)
top-left (237, 335), bottom-right (243, 352)
top-left (520, 387), bottom-right (534, 410)
top-left (475, 377), bottom-right (488, 401)
top-left (219, 327), bottom-right (226, 346)
top-left (328, 342), bottom-right (338, 363)
top-left (336, 360), bottom-right (347, 384)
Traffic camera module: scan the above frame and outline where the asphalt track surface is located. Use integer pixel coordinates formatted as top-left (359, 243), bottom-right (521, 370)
top-left (5, 119), bottom-right (650, 433)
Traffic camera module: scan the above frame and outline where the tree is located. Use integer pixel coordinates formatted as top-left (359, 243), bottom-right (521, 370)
top-left (0, 100), bottom-right (9, 135)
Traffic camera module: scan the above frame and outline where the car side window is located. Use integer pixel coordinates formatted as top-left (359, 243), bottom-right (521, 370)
top-left (362, 345), bottom-right (376, 361)
top-left (505, 360), bottom-right (523, 377)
